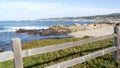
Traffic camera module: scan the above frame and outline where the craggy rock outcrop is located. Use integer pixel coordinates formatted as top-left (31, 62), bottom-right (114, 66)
top-left (40, 24), bottom-right (72, 36)
top-left (16, 22), bottom-right (115, 36)
top-left (40, 23), bottom-right (86, 36)
top-left (16, 29), bottom-right (45, 35)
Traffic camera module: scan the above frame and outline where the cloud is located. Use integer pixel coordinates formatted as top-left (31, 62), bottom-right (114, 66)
top-left (0, 1), bottom-right (66, 20)
top-left (0, 1), bottom-right (120, 20)
top-left (0, 1), bottom-right (64, 10)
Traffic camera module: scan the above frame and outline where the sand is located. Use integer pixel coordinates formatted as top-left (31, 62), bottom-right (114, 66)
top-left (68, 26), bottom-right (114, 37)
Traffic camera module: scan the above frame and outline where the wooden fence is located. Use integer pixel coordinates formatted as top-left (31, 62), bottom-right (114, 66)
top-left (0, 24), bottom-right (120, 68)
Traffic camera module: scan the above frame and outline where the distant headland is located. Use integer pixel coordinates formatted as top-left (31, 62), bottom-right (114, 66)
top-left (20, 13), bottom-right (120, 22)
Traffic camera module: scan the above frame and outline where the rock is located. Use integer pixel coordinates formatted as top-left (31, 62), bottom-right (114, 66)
top-left (40, 25), bottom-right (71, 36)
top-left (68, 23), bottom-right (84, 32)
top-left (0, 47), bottom-right (4, 52)
top-left (16, 22), bottom-right (115, 36)
top-left (73, 23), bottom-right (82, 26)
top-left (40, 23), bottom-right (84, 36)
top-left (40, 28), bottom-right (55, 36)
top-left (16, 29), bottom-right (26, 33)
top-left (16, 29), bottom-right (45, 35)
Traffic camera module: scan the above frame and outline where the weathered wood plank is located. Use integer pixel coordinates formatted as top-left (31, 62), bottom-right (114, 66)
top-left (0, 51), bottom-right (14, 62)
top-left (113, 24), bottom-right (120, 62)
top-left (22, 34), bottom-right (115, 57)
top-left (12, 38), bottom-right (23, 68)
top-left (1, 44), bottom-right (117, 63)
top-left (45, 46), bottom-right (117, 68)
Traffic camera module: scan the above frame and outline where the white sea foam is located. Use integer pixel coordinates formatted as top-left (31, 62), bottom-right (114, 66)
top-left (0, 26), bottom-right (49, 32)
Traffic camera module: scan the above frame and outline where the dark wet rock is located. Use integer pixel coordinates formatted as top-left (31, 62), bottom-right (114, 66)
top-left (16, 29), bottom-right (45, 35)
top-left (0, 47), bottom-right (5, 52)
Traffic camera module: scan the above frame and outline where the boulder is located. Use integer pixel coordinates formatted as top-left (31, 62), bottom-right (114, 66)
top-left (16, 29), bottom-right (45, 35)
top-left (40, 24), bottom-right (71, 36)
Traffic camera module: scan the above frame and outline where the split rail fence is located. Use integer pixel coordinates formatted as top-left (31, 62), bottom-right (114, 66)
top-left (0, 24), bottom-right (120, 68)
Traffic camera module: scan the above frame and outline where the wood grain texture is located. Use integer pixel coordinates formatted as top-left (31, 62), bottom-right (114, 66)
top-left (0, 51), bottom-right (13, 62)
top-left (12, 38), bottom-right (23, 68)
top-left (113, 25), bottom-right (120, 62)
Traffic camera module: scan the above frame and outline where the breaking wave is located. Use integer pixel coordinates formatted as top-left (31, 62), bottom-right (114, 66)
top-left (0, 26), bottom-right (49, 32)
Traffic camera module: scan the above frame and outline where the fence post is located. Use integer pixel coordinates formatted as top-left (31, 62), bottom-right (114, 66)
top-left (113, 23), bottom-right (120, 62)
top-left (12, 38), bottom-right (23, 68)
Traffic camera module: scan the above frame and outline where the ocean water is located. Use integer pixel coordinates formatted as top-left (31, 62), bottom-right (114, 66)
top-left (0, 21), bottom-right (92, 51)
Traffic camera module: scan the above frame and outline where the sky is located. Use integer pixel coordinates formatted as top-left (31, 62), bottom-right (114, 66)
top-left (0, 0), bottom-right (120, 21)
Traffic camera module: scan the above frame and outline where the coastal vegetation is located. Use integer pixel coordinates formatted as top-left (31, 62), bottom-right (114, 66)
top-left (0, 36), bottom-right (120, 68)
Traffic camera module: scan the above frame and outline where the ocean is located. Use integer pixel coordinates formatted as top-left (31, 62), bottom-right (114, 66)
top-left (0, 21), bottom-right (92, 51)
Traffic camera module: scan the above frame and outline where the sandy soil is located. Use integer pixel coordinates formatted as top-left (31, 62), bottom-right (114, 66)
top-left (68, 26), bottom-right (114, 37)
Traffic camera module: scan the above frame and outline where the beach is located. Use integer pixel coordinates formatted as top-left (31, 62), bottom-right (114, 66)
top-left (68, 26), bottom-right (114, 37)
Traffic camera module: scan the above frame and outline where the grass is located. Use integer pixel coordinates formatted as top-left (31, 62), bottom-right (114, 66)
top-left (22, 36), bottom-right (90, 50)
top-left (0, 36), bottom-right (120, 68)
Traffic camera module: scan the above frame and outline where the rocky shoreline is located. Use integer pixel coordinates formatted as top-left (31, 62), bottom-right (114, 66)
top-left (16, 22), bottom-right (115, 36)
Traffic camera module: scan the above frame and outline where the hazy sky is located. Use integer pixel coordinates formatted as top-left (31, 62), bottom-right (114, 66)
top-left (0, 0), bottom-right (120, 20)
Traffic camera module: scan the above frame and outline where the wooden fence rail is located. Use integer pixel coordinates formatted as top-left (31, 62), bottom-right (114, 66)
top-left (45, 46), bottom-right (117, 68)
top-left (0, 24), bottom-right (120, 68)
top-left (0, 33), bottom-right (115, 62)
